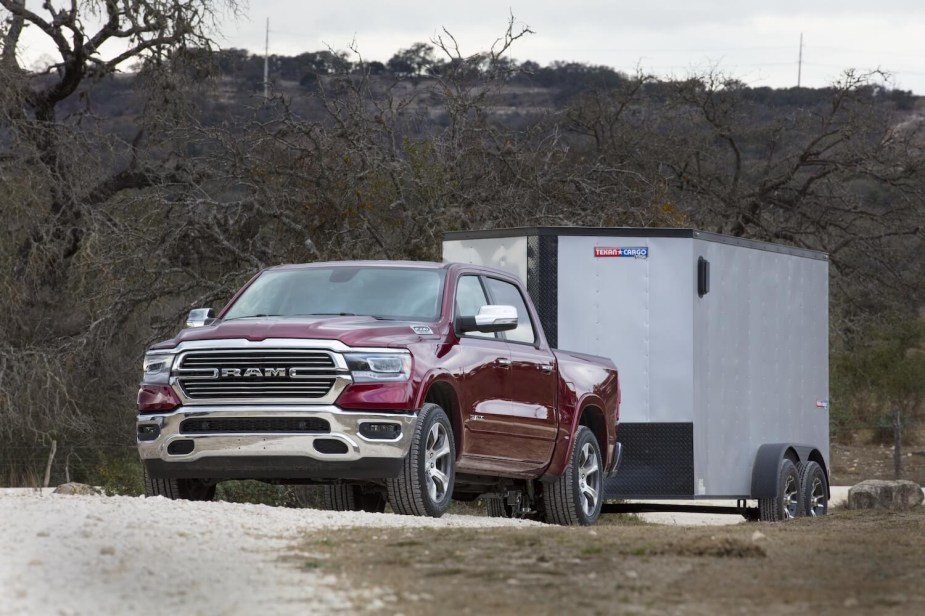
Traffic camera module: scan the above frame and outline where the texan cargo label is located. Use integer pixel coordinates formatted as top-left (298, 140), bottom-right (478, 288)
top-left (593, 246), bottom-right (648, 259)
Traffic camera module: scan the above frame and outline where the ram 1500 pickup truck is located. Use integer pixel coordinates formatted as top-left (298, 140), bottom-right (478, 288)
top-left (136, 261), bottom-right (621, 525)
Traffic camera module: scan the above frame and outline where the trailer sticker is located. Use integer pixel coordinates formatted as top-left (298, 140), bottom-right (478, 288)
top-left (594, 246), bottom-right (649, 259)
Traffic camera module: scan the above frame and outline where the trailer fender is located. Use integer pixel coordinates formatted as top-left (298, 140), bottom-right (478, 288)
top-left (750, 444), bottom-right (800, 499)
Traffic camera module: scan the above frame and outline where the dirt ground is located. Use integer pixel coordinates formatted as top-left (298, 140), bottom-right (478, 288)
top-left (282, 441), bottom-right (925, 615)
top-left (303, 507), bottom-right (925, 615)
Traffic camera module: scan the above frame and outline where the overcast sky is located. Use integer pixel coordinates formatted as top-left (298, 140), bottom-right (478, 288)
top-left (218, 0), bottom-right (925, 93)
top-left (12, 1), bottom-right (925, 93)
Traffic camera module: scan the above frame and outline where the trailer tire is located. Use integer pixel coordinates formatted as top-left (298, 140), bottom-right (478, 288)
top-left (386, 403), bottom-right (455, 517)
top-left (143, 469), bottom-right (215, 501)
top-left (798, 461), bottom-right (828, 517)
top-left (758, 458), bottom-right (801, 521)
top-left (322, 484), bottom-right (387, 513)
top-left (542, 426), bottom-right (603, 526)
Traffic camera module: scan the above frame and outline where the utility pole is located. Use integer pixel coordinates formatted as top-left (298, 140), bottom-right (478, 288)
top-left (797, 32), bottom-right (803, 88)
top-left (263, 18), bottom-right (269, 98)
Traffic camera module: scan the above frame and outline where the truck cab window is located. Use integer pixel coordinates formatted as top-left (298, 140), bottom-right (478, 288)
top-left (455, 275), bottom-right (496, 339)
top-left (484, 277), bottom-right (536, 345)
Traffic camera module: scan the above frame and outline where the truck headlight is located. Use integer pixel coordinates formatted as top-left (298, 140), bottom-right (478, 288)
top-left (142, 352), bottom-right (176, 384)
top-left (344, 352), bottom-right (412, 383)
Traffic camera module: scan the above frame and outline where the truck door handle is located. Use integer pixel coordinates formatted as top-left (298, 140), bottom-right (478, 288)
top-left (496, 357), bottom-right (512, 368)
top-left (539, 363), bottom-right (554, 374)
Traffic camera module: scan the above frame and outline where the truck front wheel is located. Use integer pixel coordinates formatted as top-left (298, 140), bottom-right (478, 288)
top-left (542, 426), bottom-right (603, 525)
top-left (143, 469), bottom-right (215, 501)
top-left (386, 403), bottom-right (456, 517)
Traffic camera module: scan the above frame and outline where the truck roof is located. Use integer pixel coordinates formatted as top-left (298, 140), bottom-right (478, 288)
top-left (267, 260), bottom-right (450, 271)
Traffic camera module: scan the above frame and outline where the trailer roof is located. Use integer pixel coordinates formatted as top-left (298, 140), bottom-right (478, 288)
top-left (443, 227), bottom-right (828, 261)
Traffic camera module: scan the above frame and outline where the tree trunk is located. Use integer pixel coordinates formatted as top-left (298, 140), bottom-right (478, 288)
top-left (43, 439), bottom-right (57, 488)
top-left (893, 409), bottom-right (902, 480)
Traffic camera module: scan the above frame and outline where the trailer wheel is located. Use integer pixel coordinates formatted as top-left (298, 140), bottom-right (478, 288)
top-left (143, 469), bottom-right (215, 501)
top-left (542, 426), bottom-right (603, 526)
top-left (386, 403), bottom-right (455, 517)
top-left (798, 461), bottom-right (828, 517)
top-left (758, 458), bottom-right (801, 521)
top-left (322, 484), bottom-right (387, 513)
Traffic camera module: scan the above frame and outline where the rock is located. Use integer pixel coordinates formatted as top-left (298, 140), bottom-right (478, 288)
top-left (53, 483), bottom-right (103, 496)
top-left (847, 480), bottom-right (924, 510)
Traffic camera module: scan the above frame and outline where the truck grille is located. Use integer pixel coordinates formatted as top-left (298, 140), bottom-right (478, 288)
top-left (180, 417), bottom-right (330, 434)
top-left (175, 349), bottom-right (343, 401)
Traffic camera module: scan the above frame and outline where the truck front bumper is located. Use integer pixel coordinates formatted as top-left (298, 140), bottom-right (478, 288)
top-left (136, 405), bottom-right (417, 481)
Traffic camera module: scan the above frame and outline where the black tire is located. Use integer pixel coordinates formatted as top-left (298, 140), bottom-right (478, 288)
top-left (143, 469), bottom-right (215, 501)
top-left (542, 426), bottom-right (603, 526)
top-left (322, 484), bottom-right (387, 513)
top-left (758, 458), bottom-right (801, 521)
top-left (386, 403), bottom-right (456, 517)
top-left (798, 461), bottom-right (828, 517)
top-left (486, 497), bottom-right (515, 518)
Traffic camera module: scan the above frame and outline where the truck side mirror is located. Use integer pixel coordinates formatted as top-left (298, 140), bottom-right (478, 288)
top-left (186, 308), bottom-right (216, 328)
top-left (455, 305), bottom-right (518, 334)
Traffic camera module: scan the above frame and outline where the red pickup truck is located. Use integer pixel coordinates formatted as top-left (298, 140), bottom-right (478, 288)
top-left (136, 261), bottom-right (621, 525)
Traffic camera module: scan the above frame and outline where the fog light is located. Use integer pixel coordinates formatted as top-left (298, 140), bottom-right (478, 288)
top-left (359, 423), bottom-right (402, 440)
top-left (137, 424), bottom-right (160, 442)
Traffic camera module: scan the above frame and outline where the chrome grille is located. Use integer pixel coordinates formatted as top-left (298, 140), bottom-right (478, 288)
top-left (176, 349), bottom-right (342, 401)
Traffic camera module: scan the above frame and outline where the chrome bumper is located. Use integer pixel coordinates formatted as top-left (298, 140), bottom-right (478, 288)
top-left (136, 405), bottom-right (418, 468)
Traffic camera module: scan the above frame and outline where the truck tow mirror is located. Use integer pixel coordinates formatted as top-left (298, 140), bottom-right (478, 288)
top-left (455, 305), bottom-right (518, 334)
top-left (186, 308), bottom-right (216, 328)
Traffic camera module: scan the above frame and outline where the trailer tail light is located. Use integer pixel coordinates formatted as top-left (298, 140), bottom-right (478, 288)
top-left (137, 384), bottom-right (181, 412)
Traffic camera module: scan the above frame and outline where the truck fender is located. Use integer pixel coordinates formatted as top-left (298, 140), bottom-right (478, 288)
top-left (545, 392), bottom-right (611, 478)
top-left (751, 443), bottom-right (830, 499)
top-left (413, 371), bottom-right (463, 455)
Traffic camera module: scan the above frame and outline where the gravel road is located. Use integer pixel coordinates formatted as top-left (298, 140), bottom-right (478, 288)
top-left (0, 491), bottom-right (536, 616)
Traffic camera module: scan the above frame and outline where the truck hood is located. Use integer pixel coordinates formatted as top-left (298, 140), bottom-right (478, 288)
top-left (150, 316), bottom-right (438, 350)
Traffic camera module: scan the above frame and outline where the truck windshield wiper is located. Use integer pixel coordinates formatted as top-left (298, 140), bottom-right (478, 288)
top-left (223, 314), bottom-right (281, 321)
top-left (302, 312), bottom-right (357, 316)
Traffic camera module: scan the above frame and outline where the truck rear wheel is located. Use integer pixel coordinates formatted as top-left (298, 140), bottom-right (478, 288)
top-left (798, 461), bottom-right (828, 517)
top-left (322, 484), bottom-right (387, 513)
top-left (542, 426), bottom-right (603, 526)
top-left (758, 458), bottom-right (801, 521)
top-left (143, 469), bottom-right (215, 501)
top-left (386, 403), bottom-right (456, 517)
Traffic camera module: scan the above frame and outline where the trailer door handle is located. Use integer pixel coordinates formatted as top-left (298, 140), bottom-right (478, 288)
top-left (539, 363), bottom-right (554, 374)
top-left (496, 357), bottom-right (512, 368)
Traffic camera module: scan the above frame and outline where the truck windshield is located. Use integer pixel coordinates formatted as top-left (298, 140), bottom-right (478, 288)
top-left (223, 266), bottom-right (445, 322)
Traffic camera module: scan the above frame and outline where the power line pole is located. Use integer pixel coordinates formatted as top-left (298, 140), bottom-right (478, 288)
top-left (263, 18), bottom-right (269, 98)
top-left (797, 32), bottom-right (803, 87)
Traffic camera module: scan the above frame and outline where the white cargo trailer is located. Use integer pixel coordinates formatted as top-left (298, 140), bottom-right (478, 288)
top-left (443, 227), bottom-right (830, 520)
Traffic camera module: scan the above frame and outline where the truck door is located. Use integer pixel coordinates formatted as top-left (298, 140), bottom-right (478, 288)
top-left (452, 275), bottom-right (513, 464)
top-left (483, 276), bottom-right (558, 468)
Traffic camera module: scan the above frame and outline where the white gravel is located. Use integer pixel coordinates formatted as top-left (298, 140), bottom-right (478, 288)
top-left (0, 490), bottom-right (537, 616)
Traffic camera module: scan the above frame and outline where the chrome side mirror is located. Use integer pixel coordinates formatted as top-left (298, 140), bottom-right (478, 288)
top-left (186, 308), bottom-right (216, 328)
top-left (456, 305), bottom-right (518, 334)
